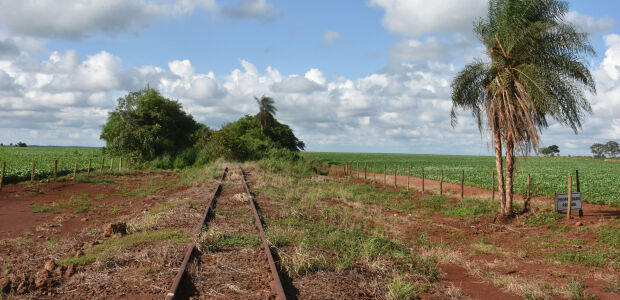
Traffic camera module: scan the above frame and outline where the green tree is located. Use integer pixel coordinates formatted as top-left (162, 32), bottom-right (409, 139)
top-left (255, 95), bottom-right (277, 134)
top-left (451, 0), bottom-right (595, 217)
top-left (16, 141), bottom-right (27, 147)
top-left (605, 141), bottom-right (619, 158)
top-left (590, 143), bottom-right (605, 158)
top-left (100, 88), bottom-right (201, 160)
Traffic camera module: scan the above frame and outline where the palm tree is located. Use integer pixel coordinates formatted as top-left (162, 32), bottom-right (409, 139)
top-left (255, 95), bottom-right (277, 134)
top-left (451, 0), bottom-right (596, 217)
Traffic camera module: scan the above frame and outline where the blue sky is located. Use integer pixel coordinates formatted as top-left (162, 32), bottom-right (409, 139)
top-left (1, 0), bottom-right (620, 156)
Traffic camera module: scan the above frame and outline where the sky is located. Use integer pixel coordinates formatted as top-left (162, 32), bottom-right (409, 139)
top-left (1, 0), bottom-right (620, 156)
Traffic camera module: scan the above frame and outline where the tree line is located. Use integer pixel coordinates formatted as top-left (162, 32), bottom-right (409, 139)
top-left (590, 141), bottom-right (619, 158)
top-left (100, 88), bottom-right (305, 169)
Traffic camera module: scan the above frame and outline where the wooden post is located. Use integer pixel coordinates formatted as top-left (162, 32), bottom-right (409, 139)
top-left (422, 167), bottom-right (425, 192)
top-left (384, 164), bottom-right (386, 184)
top-left (394, 165), bottom-right (397, 187)
top-left (344, 161), bottom-right (347, 176)
top-left (101, 157), bottom-right (105, 173)
top-left (119, 157), bottom-right (123, 171)
top-left (373, 163), bottom-right (376, 181)
top-left (461, 170), bottom-right (464, 201)
top-left (364, 163), bottom-right (367, 180)
top-left (407, 165), bottom-right (410, 191)
top-left (110, 158), bottom-right (114, 171)
top-left (0, 161), bottom-right (5, 191)
top-left (492, 172), bottom-right (495, 201)
top-left (73, 161), bottom-right (77, 180)
top-left (527, 174), bottom-right (531, 200)
top-left (357, 162), bottom-right (359, 178)
top-left (30, 160), bottom-right (36, 184)
top-left (87, 159), bottom-right (92, 175)
top-left (576, 170), bottom-right (580, 192)
top-left (567, 175), bottom-right (572, 220)
top-left (440, 169), bottom-right (443, 196)
top-left (54, 160), bottom-right (58, 182)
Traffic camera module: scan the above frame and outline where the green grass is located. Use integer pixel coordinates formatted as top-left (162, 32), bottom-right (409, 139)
top-left (58, 229), bottom-right (189, 266)
top-left (597, 225), bottom-right (620, 248)
top-left (149, 199), bottom-right (200, 215)
top-left (305, 152), bottom-right (620, 206)
top-left (29, 203), bottom-right (59, 213)
top-left (387, 275), bottom-right (426, 300)
top-left (525, 211), bottom-right (561, 227)
top-left (0, 147), bottom-right (115, 184)
top-left (550, 250), bottom-right (610, 267)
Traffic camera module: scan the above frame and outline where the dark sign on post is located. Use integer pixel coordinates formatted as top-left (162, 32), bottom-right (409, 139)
top-left (555, 192), bottom-right (582, 212)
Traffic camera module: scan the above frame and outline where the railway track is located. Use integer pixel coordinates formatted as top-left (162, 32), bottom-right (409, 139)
top-left (165, 166), bottom-right (286, 300)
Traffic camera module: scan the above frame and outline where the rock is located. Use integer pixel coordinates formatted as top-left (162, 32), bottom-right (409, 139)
top-left (34, 270), bottom-right (50, 289)
top-left (16, 281), bottom-right (29, 294)
top-left (38, 235), bottom-right (45, 239)
top-left (44, 260), bottom-right (56, 272)
top-left (0, 277), bottom-right (11, 294)
top-left (53, 266), bottom-right (65, 277)
top-left (80, 217), bottom-right (88, 222)
top-left (575, 221), bottom-right (584, 226)
top-left (64, 264), bottom-right (75, 278)
top-left (75, 250), bottom-right (84, 258)
top-left (103, 222), bottom-right (127, 237)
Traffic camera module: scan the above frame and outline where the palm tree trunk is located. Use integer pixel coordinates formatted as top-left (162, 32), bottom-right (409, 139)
top-left (504, 139), bottom-right (515, 216)
top-left (493, 128), bottom-right (506, 214)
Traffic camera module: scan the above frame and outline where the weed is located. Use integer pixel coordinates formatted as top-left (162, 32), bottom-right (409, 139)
top-left (603, 280), bottom-right (620, 293)
top-left (567, 279), bottom-right (596, 300)
top-left (111, 205), bottom-right (123, 213)
top-left (597, 225), bottom-right (620, 248)
top-left (59, 229), bottom-right (189, 266)
top-left (387, 275), bottom-right (424, 300)
top-left (47, 236), bottom-right (60, 246)
top-left (442, 198), bottom-right (497, 218)
top-left (30, 203), bottom-right (59, 213)
top-left (278, 247), bottom-right (328, 277)
top-left (525, 211), bottom-right (560, 227)
top-left (551, 250), bottom-right (608, 267)
top-left (58, 197), bottom-right (91, 213)
top-left (149, 199), bottom-right (200, 215)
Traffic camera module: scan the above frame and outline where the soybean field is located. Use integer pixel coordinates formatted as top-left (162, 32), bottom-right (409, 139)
top-left (305, 152), bottom-right (620, 206)
top-left (0, 147), bottom-right (107, 184)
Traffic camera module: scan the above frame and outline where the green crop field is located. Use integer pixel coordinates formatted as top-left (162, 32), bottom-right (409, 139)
top-left (0, 147), bottom-right (109, 184)
top-left (305, 152), bottom-right (620, 207)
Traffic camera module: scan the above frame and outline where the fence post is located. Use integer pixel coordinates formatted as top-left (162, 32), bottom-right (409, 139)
top-left (440, 169), bottom-right (443, 196)
top-left (364, 163), bottom-right (367, 180)
top-left (54, 160), bottom-right (58, 182)
top-left (101, 157), bottom-right (105, 173)
top-left (30, 160), bottom-right (36, 184)
top-left (567, 175), bottom-right (572, 220)
top-left (576, 170), bottom-right (580, 192)
top-left (0, 161), bottom-right (5, 191)
top-left (394, 165), bottom-right (397, 187)
top-left (422, 167), bottom-right (425, 192)
top-left (119, 157), bottom-right (123, 171)
top-left (407, 165), bottom-right (410, 192)
top-left (73, 161), bottom-right (77, 181)
top-left (357, 162), bottom-right (359, 178)
top-left (110, 158), bottom-right (114, 171)
top-left (88, 159), bottom-right (92, 175)
top-left (344, 161), bottom-right (347, 176)
top-left (461, 170), bottom-right (464, 201)
top-left (373, 163), bottom-right (376, 181)
top-left (384, 164), bottom-right (386, 184)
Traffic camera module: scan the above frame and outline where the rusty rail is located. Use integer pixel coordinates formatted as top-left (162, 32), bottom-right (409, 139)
top-left (241, 168), bottom-right (287, 300)
top-left (165, 167), bottom-right (227, 300)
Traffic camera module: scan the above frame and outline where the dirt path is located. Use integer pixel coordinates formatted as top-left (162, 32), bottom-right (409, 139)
top-left (185, 167), bottom-right (274, 299)
top-left (338, 166), bottom-right (620, 219)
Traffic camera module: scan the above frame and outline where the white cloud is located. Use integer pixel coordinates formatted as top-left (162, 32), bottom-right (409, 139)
top-left (390, 37), bottom-right (450, 62)
top-left (271, 75), bottom-right (325, 94)
top-left (1, 36), bottom-right (619, 155)
top-left (222, 0), bottom-right (277, 20)
top-left (322, 30), bottom-right (343, 47)
top-left (0, 0), bottom-right (218, 39)
top-left (566, 11), bottom-right (615, 36)
top-left (369, 0), bottom-right (487, 37)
